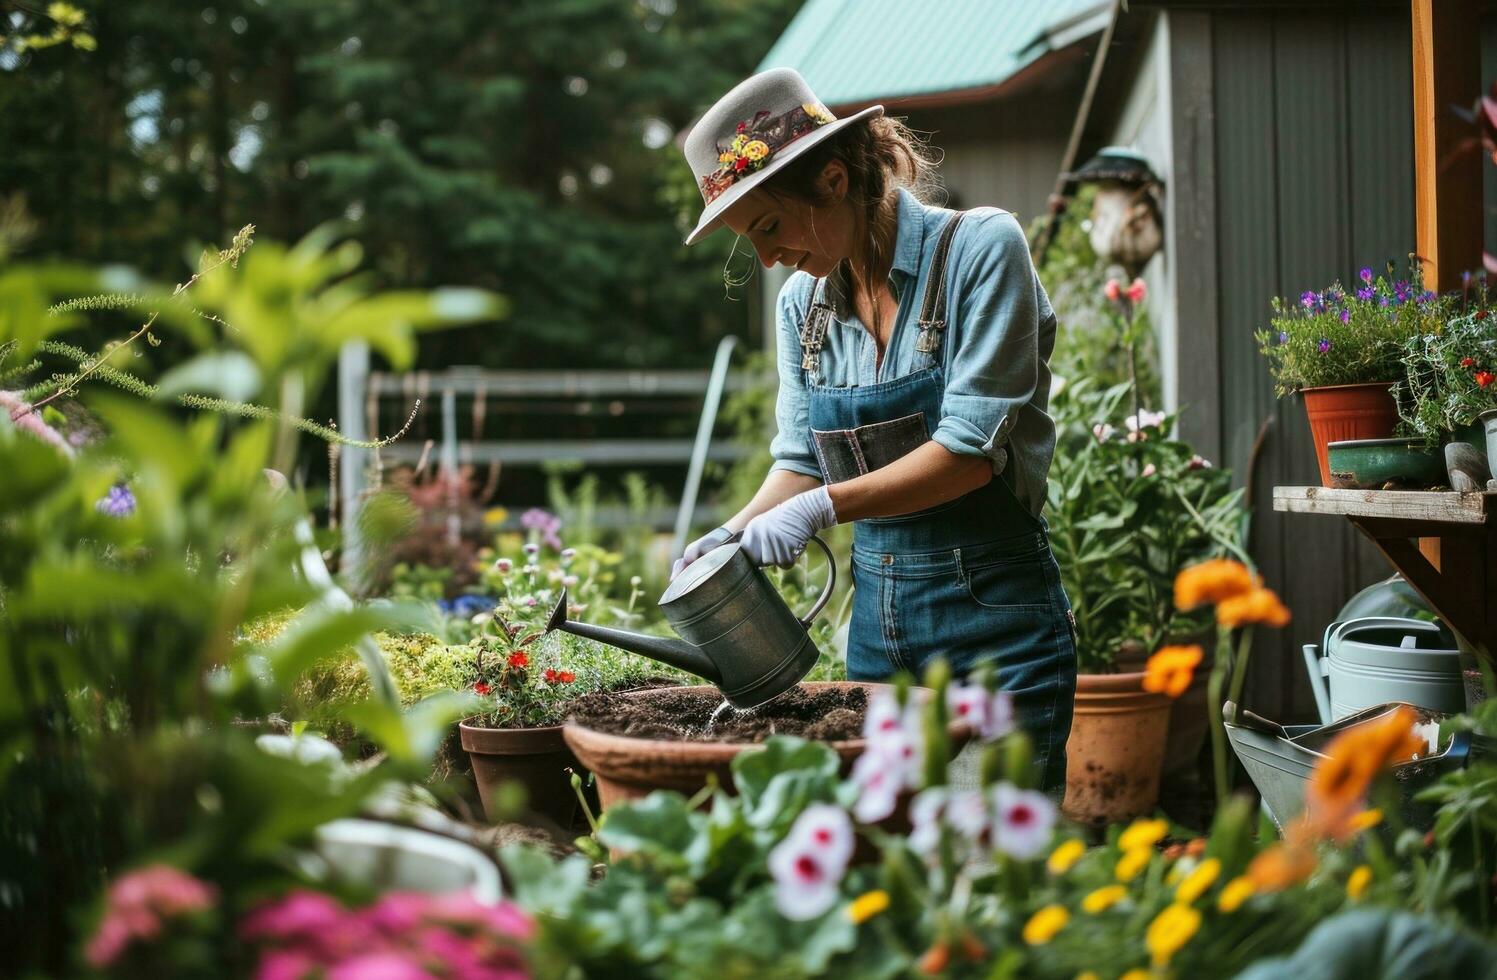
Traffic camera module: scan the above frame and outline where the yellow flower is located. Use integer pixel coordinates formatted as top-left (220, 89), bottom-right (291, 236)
top-left (1143, 645), bottom-right (1203, 698)
top-left (1119, 972), bottom-right (1153, 980)
top-left (731, 133), bottom-right (748, 152)
top-left (1146, 903), bottom-right (1201, 967)
top-left (1022, 904), bottom-right (1070, 945)
top-left (719, 151), bottom-right (735, 165)
top-left (1119, 818), bottom-right (1169, 852)
top-left (1346, 865), bottom-right (1373, 901)
top-left (1081, 885), bottom-right (1127, 913)
top-left (1075, 974), bottom-right (1101, 980)
top-left (48, 2), bottom-right (86, 26)
top-left (845, 890), bottom-right (890, 924)
top-left (1218, 875), bottom-right (1256, 913)
top-left (1115, 847), bottom-right (1152, 882)
top-left (1347, 808), bottom-right (1383, 834)
top-left (1047, 839), bottom-right (1086, 875)
top-left (743, 139), bottom-right (770, 161)
top-left (803, 101), bottom-right (835, 125)
top-left (1174, 857), bottom-right (1222, 904)
top-left (483, 506), bottom-right (509, 526)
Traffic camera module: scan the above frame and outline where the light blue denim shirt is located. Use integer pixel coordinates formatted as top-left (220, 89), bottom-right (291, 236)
top-left (768, 188), bottom-right (1058, 518)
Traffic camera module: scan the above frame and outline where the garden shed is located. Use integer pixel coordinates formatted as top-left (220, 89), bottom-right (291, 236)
top-left (1057, 0), bottom-right (1497, 722)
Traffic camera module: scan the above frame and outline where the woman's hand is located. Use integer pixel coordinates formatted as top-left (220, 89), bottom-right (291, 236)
top-left (671, 526), bottom-right (736, 581)
top-left (740, 486), bottom-right (838, 567)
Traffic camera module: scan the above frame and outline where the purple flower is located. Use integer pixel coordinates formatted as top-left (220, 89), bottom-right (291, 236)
top-left (1300, 290), bottom-right (1318, 310)
top-left (519, 508), bottom-right (563, 550)
top-left (1339, 308), bottom-right (1350, 323)
top-left (1318, 338), bottom-right (1332, 354)
top-left (1360, 267), bottom-right (1374, 284)
top-left (96, 484), bottom-right (136, 518)
top-left (1418, 290), bottom-right (1437, 304)
top-left (1356, 286), bottom-right (1375, 301)
top-left (1277, 330), bottom-right (1289, 344)
top-left (1378, 295), bottom-right (1390, 307)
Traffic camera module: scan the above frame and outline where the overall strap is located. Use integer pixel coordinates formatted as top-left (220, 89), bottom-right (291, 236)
top-left (914, 212), bottom-right (966, 356)
top-left (798, 279), bottom-right (836, 381)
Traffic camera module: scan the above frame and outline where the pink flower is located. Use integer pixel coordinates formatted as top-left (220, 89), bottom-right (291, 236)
top-left (850, 750), bottom-right (901, 823)
top-left (1188, 454), bottom-right (1211, 470)
top-left (769, 808), bottom-right (853, 921)
top-left (1141, 463), bottom-right (1157, 478)
top-left (991, 783), bottom-right (1057, 860)
top-left (86, 865), bottom-right (218, 968)
top-left (1126, 278), bottom-right (1147, 304)
top-left (241, 890), bottom-right (348, 943)
top-left (255, 949), bottom-right (320, 980)
top-left (946, 683), bottom-right (1015, 742)
top-left (327, 952), bottom-right (439, 980)
top-left (1103, 279), bottom-right (1122, 302)
top-left (1092, 422), bottom-right (1115, 442)
top-left (1125, 409), bottom-right (1166, 433)
top-left (494, 558), bottom-right (513, 574)
top-left (945, 789), bottom-right (992, 847)
top-left (0, 389), bottom-right (75, 457)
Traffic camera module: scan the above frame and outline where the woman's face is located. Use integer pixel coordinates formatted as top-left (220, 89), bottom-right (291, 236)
top-left (719, 161), bottom-right (854, 278)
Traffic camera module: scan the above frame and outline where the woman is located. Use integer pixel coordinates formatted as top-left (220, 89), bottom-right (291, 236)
top-left (673, 68), bottom-right (1076, 792)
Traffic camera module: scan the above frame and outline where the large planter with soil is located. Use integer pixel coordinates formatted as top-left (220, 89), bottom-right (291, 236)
top-left (1301, 382), bottom-right (1400, 486)
top-left (1064, 671), bottom-right (1171, 826)
top-left (459, 722), bottom-right (582, 828)
top-left (563, 681), bottom-right (961, 809)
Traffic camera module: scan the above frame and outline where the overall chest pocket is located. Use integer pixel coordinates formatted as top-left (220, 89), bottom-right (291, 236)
top-left (812, 411), bottom-right (930, 484)
top-left (956, 539), bottom-right (1054, 610)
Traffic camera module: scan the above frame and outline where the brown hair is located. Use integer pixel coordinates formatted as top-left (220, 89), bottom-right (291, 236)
top-left (764, 117), bottom-right (940, 331)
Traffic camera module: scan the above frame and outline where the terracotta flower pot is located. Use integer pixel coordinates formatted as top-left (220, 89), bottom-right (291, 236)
top-left (562, 681), bottom-right (968, 810)
top-left (1301, 382), bottom-right (1400, 486)
top-left (459, 721), bottom-right (584, 828)
top-left (1063, 671), bottom-right (1171, 826)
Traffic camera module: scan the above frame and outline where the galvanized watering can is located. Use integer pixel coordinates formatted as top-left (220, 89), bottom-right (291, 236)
top-left (1300, 616), bottom-right (1464, 725)
top-left (544, 534), bottom-right (835, 708)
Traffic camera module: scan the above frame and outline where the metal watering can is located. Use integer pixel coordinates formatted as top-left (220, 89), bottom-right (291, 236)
top-left (544, 534), bottom-right (836, 709)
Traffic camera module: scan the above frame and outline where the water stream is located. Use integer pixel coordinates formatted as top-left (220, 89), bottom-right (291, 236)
top-left (703, 697), bottom-right (759, 734)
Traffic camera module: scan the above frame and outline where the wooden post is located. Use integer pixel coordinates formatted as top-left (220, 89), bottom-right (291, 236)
top-left (1412, 0), bottom-right (1483, 291)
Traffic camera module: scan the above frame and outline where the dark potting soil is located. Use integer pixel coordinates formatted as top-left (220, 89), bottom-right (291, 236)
top-left (565, 686), bottom-right (867, 743)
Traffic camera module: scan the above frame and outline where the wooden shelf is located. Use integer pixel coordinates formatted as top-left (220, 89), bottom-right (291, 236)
top-left (1272, 487), bottom-right (1494, 525)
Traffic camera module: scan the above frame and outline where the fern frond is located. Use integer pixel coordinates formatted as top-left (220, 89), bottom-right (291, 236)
top-left (178, 394), bottom-right (421, 448)
top-left (47, 293), bottom-right (154, 316)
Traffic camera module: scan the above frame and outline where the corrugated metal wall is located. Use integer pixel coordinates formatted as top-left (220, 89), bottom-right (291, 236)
top-left (1211, 6), bottom-right (1420, 723)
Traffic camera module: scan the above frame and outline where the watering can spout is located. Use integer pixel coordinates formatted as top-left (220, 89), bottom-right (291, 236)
top-left (544, 589), bottom-right (722, 685)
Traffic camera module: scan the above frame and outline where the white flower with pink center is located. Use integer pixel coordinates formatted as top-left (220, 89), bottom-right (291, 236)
top-left (945, 789), bottom-right (992, 848)
top-left (769, 805), bottom-right (853, 921)
top-left (850, 744), bottom-right (902, 823)
top-left (907, 787), bottom-right (948, 857)
top-left (991, 783), bottom-right (1057, 860)
top-left (946, 683), bottom-right (1015, 742)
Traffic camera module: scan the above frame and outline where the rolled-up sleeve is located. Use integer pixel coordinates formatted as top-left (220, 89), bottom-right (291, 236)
top-left (929, 211), bottom-right (1039, 474)
top-left (768, 274), bottom-right (823, 479)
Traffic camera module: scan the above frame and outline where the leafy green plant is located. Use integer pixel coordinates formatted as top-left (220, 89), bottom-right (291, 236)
top-left (1256, 262), bottom-right (1449, 395)
top-left (1395, 305), bottom-right (1497, 449)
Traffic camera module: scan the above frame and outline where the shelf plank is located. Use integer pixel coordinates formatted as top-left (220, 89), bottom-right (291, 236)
top-left (1272, 486), bottom-right (1493, 524)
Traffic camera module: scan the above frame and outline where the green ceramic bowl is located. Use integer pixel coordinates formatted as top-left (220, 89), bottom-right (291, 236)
top-left (1326, 438), bottom-right (1446, 491)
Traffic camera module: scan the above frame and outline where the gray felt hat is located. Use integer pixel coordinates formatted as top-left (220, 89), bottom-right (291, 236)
top-left (682, 67), bottom-right (883, 245)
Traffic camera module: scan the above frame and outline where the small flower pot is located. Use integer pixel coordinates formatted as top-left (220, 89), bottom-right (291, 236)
top-left (1063, 671), bottom-right (1171, 826)
top-left (1327, 437), bottom-right (1446, 490)
top-left (1301, 382), bottom-right (1401, 486)
top-left (460, 721), bottom-right (584, 829)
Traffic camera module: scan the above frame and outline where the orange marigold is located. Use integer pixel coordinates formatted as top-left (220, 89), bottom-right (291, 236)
top-left (1143, 645), bottom-right (1204, 698)
top-left (1174, 558), bottom-right (1257, 610)
top-left (1306, 705), bottom-right (1425, 839)
top-left (1245, 839), bottom-right (1317, 892)
top-left (1215, 588), bottom-right (1291, 628)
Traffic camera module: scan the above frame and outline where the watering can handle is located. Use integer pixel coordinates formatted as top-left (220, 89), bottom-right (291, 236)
top-left (797, 535), bottom-right (837, 628)
top-left (1301, 644), bottom-right (1333, 726)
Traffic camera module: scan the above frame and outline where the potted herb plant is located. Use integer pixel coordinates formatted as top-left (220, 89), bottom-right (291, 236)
top-left (1048, 279), bottom-right (1249, 825)
top-left (1256, 263), bottom-right (1448, 485)
top-left (1394, 293), bottom-right (1497, 487)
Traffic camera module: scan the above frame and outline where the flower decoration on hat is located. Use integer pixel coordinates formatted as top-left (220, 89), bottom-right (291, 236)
top-left (700, 101), bottom-right (837, 204)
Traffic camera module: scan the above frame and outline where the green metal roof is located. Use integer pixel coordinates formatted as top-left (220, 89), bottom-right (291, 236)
top-left (756, 0), bottom-right (1106, 108)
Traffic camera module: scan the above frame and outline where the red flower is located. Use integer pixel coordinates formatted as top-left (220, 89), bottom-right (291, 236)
top-left (474, 681), bottom-right (491, 696)
top-left (733, 156), bottom-right (749, 172)
top-left (559, 671), bottom-right (576, 684)
top-left (507, 651), bottom-right (529, 669)
top-left (542, 668), bottom-right (559, 683)
top-left (1477, 371), bottom-right (1495, 388)
top-left (1462, 357), bottom-right (1477, 367)
top-left (1478, 310), bottom-right (1491, 321)
top-left (735, 121), bottom-right (746, 134)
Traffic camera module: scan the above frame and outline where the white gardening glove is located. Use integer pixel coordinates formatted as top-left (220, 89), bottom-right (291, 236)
top-left (740, 486), bottom-right (838, 567)
top-left (671, 526), bottom-right (736, 581)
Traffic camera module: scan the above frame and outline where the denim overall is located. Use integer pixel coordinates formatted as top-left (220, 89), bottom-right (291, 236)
top-left (801, 213), bottom-right (1077, 791)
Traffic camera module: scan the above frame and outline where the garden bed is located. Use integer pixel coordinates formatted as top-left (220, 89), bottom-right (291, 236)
top-left (565, 685), bottom-right (866, 743)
